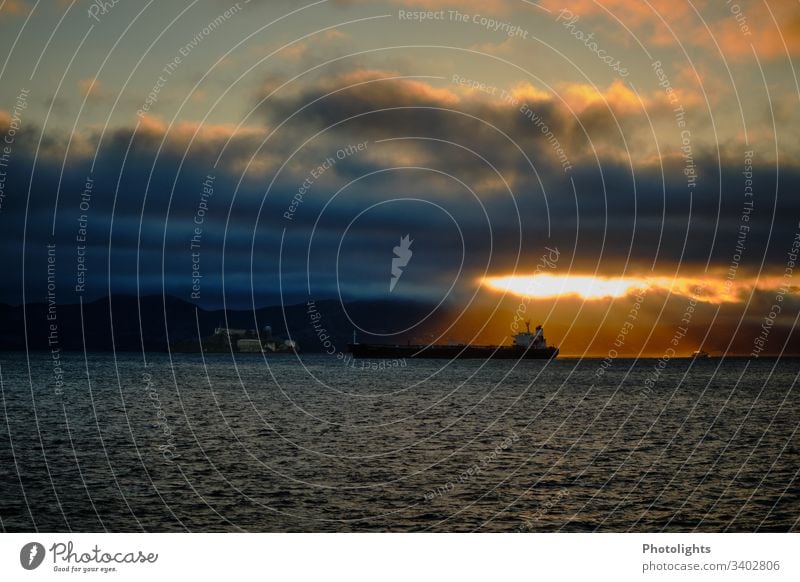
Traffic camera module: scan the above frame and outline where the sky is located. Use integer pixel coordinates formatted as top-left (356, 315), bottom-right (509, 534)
top-left (0, 0), bottom-right (799, 356)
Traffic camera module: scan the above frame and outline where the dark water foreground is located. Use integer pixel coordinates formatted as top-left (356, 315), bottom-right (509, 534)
top-left (0, 353), bottom-right (797, 532)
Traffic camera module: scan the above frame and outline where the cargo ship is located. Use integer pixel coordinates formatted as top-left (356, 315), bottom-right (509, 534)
top-left (347, 322), bottom-right (558, 360)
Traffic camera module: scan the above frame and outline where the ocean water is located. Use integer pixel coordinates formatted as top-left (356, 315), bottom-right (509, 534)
top-left (0, 352), bottom-right (797, 532)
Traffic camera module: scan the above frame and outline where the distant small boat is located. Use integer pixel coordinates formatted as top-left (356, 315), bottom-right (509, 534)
top-left (691, 350), bottom-right (710, 359)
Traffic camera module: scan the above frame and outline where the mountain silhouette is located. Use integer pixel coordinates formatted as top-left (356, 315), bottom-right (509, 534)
top-left (0, 295), bottom-right (442, 352)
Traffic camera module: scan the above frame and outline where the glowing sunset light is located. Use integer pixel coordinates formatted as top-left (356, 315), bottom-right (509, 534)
top-left (484, 274), bottom-right (648, 300)
top-left (481, 274), bottom-right (786, 304)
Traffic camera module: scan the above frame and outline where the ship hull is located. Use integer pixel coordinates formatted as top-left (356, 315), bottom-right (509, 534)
top-left (347, 343), bottom-right (559, 360)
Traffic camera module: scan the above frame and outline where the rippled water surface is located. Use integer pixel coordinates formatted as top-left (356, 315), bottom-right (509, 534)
top-left (1, 352), bottom-right (797, 532)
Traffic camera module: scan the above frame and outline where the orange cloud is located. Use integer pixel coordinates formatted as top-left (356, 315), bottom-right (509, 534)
top-left (382, 0), bottom-right (512, 14)
top-left (544, 0), bottom-right (693, 27)
top-left (515, 71), bottom-right (702, 118)
top-left (483, 273), bottom-right (792, 305)
top-left (542, 0), bottom-right (694, 46)
top-left (543, 0), bottom-right (800, 59)
top-left (138, 115), bottom-right (272, 174)
top-left (713, 1), bottom-right (800, 59)
top-left (275, 30), bottom-right (351, 62)
top-left (78, 78), bottom-right (106, 101)
top-left (330, 69), bottom-right (461, 107)
top-left (560, 79), bottom-right (644, 113)
top-left (278, 43), bottom-right (309, 61)
top-left (0, 0), bottom-right (29, 17)
top-left (508, 80), bottom-right (649, 115)
top-left (509, 82), bottom-right (552, 104)
top-left (137, 114), bottom-right (265, 143)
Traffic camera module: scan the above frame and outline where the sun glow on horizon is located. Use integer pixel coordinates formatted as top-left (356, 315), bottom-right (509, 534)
top-left (485, 274), bottom-right (648, 300)
top-left (481, 273), bottom-right (788, 304)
